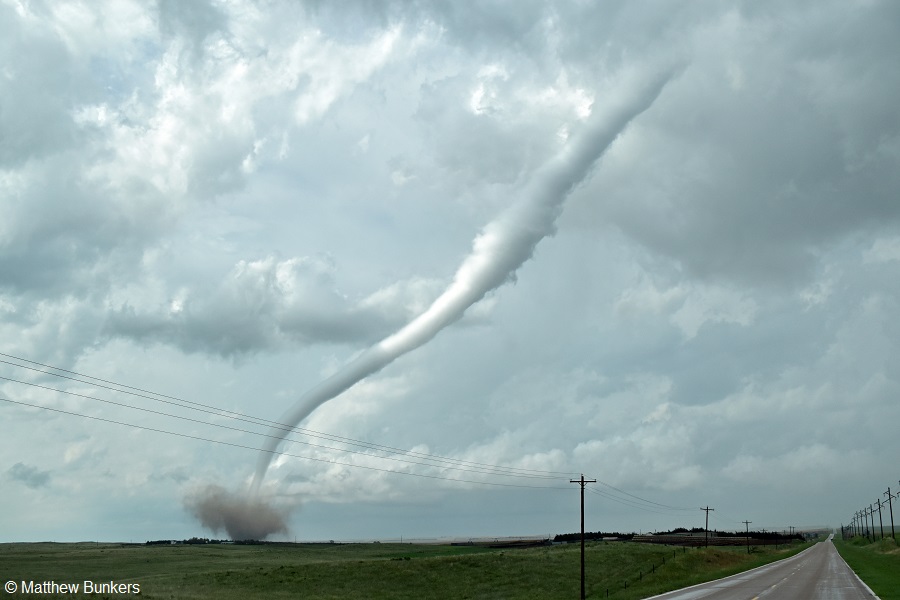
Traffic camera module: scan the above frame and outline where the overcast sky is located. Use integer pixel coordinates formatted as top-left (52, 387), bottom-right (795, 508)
top-left (2, 0), bottom-right (899, 543)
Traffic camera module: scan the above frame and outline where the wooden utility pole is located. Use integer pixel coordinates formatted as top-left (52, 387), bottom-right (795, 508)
top-left (885, 488), bottom-right (896, 541)
top-left (869, 504), bottom-right (876, 542)
top-left (876, 498), bottom-right (885, 540)
top-left (742, 520), bottom-right (752, 554)
top-left (863, 504), bottom-right (875, 542)
top-left (570, 474), bottom-right (596, 600)
top-left (701, 507), bottom-right (715, 547)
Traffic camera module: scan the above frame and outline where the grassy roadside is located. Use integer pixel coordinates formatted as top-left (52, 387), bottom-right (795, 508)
top-left (0, 540), bottom-right (813, 599)
top-left (597, 540), bottom-right (813, 600)
top-left (833, 536), bottom-right (900, 600)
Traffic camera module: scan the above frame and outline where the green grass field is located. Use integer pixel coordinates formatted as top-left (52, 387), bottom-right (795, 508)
top-left (0, 539), bottom-right (813, 599)
top-left (833, 536), bottom-right (900, 600)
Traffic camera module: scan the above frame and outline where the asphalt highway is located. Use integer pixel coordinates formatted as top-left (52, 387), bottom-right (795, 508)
top-left (647, 536), bottom-right (879, 600)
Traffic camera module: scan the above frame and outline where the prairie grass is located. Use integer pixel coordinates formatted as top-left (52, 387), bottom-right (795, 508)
top-left (0, 539), bottom-right (813, 599)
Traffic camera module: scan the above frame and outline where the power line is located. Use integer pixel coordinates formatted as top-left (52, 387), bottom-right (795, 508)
top-left (0, 352), bottom-right (577, 479)
top-left (0, 375), bottom-right (561, 480)
top-left (0, 351), bottom-right (694, 514)
top-left (5, 391), bottom-right (694, 515)
top-left (584, 486), bottom-right (697, 517)
top-left (0, 374), bottom-right (565, 481)
top-left (710, 510), bottom-right (744, 526)
top-left (0, 395), bottom-right (572, 490)
top-left (588, 478), bottom-right (696, 512)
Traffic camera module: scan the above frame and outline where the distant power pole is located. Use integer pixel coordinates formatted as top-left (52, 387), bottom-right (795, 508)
top-left (742, 520), bottom-right (752, 555)
top-left (869, 504), bottom-right (876, 542)
top-left (863, 504), bottom-right (875, 542)
top-left (876, 498), bottom-right (885, 540)
top-left (570, 474), bottom-right (596, 600)
top-left (701, 507), bottom-right (715, 548)
top-left (886, 488), bottom-right (896, 541)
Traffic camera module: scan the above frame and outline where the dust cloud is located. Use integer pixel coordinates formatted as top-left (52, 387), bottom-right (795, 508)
top-left (185, 484), bottom-right (291, 540)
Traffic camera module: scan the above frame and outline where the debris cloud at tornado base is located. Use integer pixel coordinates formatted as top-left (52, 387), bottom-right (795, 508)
top-left (185, 484), bottom-right (290, 541)
top-left (189, 67), bottom-right (675, 540)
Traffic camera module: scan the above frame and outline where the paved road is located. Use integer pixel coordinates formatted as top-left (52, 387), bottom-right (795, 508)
top-left (647, 536), bottom-right (879, 600)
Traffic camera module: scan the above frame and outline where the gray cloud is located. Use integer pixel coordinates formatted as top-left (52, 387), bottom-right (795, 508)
top-left (157, 0), bottom-right (227, 48)
top-left (568, 1), bottom-right (900, 287)
top-left (7, 463), bottom-right (51, 489)
top-left (0, 4), bottom-right (85, 167)
top-left (102, 255), bottom-right (446, 357)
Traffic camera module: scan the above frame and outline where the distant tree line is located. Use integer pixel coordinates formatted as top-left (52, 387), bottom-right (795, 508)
top-left (653, 528), bottom-right (803, 541)
top-left (553, 531), bottom-right (633, 542)
top-left (145, 538), bottom-right (303, 546)
top-left (554, 528), bottom-right (804, 543)
top-left (145, 538), bottom-right (231, 545)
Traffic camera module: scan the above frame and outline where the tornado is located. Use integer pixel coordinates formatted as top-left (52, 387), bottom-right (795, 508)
top-left (186, 484), bottom-right (289, 541)
top-left (250, 68), bottom-right (674, 494)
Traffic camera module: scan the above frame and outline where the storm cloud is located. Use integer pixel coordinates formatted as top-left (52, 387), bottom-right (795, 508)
top-left (7, 463), bottom-right (51, 490)
top-left (1, 0), bottom-right (898, 543)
